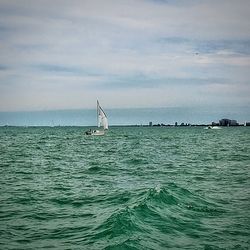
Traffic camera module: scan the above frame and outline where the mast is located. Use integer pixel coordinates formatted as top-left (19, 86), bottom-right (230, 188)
top-left (97, 100), bottom-right (99, 127)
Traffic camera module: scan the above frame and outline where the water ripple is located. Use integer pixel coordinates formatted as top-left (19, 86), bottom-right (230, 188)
top-left (0, 127), bottom-right (249, 249)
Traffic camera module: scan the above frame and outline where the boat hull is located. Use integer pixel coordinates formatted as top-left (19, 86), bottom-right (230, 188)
top-left (85, 130), bottom-right (105, 136)
top-left (204, 126), bottom-right (222, 130)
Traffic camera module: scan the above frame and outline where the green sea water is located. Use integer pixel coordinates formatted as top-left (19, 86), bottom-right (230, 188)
top-left (0, 126), bottom-right (249, 249)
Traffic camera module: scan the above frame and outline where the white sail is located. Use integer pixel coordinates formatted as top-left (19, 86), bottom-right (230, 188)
top-left (97, 101), bottom-right (108, 130)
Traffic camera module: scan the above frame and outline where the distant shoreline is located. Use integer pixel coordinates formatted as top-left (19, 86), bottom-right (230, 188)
top-left (0, 124), bottom-right (249, 128)
top-left (1, 108), bottom-right (249, 127)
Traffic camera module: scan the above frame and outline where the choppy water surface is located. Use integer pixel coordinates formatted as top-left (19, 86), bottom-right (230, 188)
top-left (0, 126), bottom-right (249, 249)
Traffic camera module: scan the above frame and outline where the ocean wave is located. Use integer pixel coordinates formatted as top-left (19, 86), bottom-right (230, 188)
top-left (1, 126), bottom-right (249, 250)
top-left (91, 184), bottom-right (225, 249)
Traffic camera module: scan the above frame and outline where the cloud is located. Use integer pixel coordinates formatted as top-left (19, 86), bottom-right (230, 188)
top-left (35, 64), bottom-right (84, 75)
top-left (0, 0), bottom-right (250, 111)
top-left (0, 64), bottom-right (9, 71)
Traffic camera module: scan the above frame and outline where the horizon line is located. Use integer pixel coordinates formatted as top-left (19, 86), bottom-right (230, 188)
top-left (1, 105), bottom-right (250, 113)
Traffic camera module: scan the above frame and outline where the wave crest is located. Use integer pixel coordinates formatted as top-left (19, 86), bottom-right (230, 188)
top-left (91, 183), bottom-right (225, 249)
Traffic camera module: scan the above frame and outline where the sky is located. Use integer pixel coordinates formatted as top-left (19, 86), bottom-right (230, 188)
top-left (0, 0), bottom-right (250, 112)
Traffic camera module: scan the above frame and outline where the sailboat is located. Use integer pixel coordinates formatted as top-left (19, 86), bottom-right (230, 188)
top-left (85, 100), bottom-right (108, 136)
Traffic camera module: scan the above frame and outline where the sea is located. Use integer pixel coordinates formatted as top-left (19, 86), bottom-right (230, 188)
top-left (0, 125), bottom-right (249, 249)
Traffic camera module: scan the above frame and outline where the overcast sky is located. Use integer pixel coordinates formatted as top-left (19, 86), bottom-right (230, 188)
top-left (0, 0), bottom-right (250, 111)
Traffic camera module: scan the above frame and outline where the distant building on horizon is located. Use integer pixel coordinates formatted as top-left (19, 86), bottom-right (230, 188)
top-left (212, 121), bottom-right (219, 126)
top-left (219, 118), bottom-right (238, 126)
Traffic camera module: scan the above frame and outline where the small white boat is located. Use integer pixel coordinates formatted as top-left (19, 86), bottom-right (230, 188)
top-left (204, 126), bottom-right (222, 130)
top-left (85, 100), bottom-right (108, 136)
